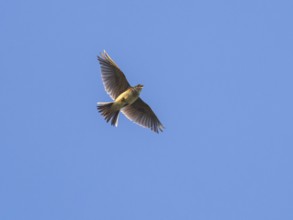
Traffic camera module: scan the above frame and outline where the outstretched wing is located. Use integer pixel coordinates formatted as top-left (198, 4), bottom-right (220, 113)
top-left (97, 50), bottom-right (131, 100)
top-left (122, 98), bottom-right (164, 133)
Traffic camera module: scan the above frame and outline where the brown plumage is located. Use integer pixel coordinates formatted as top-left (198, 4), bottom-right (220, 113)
top-left (97, 50), bottom-right (164, 133)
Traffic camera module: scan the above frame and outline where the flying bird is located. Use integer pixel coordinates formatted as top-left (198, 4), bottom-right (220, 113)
top-left (97, 50), bottom-right (164, 133)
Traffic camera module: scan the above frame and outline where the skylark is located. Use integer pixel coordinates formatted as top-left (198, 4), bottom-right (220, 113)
top-left (97, 50), bottom-right (164, 133)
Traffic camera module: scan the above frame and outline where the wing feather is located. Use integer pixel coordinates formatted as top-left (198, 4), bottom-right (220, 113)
top-left (122, 98), bottom-right (164, 133)
top-left (97, 50), bottom-right (131, 99)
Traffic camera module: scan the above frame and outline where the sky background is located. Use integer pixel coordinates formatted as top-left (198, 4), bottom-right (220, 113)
top-left (1, 0), bottom-right (293, 219)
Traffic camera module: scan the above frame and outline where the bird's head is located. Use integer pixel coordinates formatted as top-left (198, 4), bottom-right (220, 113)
top-left (135, 84), bottom-right (144, 93)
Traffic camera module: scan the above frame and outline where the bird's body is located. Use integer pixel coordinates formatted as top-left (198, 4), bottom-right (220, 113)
top-left (97, 50), bottom-right (164, 133)
top-left (114, 86), bottom-right (142, 108)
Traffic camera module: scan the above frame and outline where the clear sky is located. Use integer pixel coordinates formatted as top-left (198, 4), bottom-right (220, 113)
top-left (1, 0), bottom-right (293, 219)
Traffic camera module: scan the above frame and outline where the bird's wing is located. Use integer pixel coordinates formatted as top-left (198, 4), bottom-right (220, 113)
top-left (97, 50), bottom-right (131, 100)
top-left (122, 98), bottom-right (164, 133)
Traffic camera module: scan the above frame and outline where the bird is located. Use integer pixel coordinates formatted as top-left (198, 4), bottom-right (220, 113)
top-left (97, 50), bottom-right (164, 133)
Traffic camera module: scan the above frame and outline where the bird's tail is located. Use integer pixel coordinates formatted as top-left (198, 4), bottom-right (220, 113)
top-left (97, 102), bottom-right (120, 127)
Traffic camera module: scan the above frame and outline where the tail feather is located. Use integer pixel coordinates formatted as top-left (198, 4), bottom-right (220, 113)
top-left (97, 102), bottom-right (120, 127)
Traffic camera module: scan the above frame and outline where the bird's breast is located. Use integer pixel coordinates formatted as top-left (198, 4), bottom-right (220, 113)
top-left (114, 88), bottom-right (139, 108)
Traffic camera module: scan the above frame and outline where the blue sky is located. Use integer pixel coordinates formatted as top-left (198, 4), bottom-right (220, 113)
top-left (1, 0), bottom-right (293, 219)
